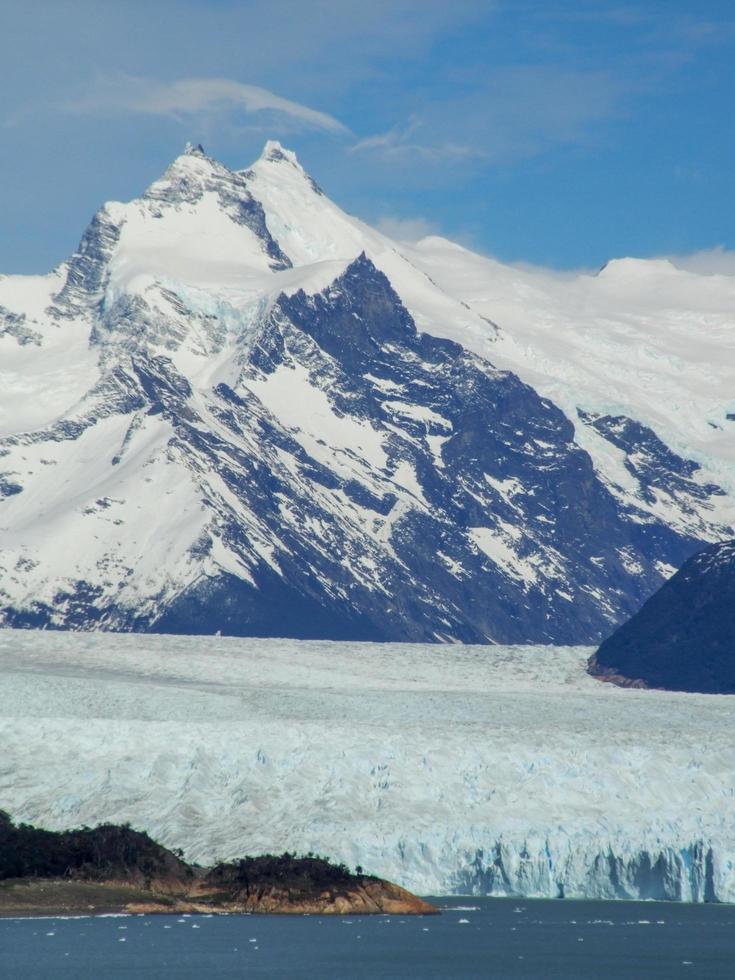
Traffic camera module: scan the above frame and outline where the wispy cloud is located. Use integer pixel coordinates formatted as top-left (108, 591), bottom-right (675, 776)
top-left (351, 118), bottom-right (484, 162)
top-left (351, 65), bottom-right (630, 168)
top-left (61, 76), bottom-right (349, 134)
top-left (375, 214), bottom-right (439, 241)
top-left (667, 246), bottom-right (735, 276)
top-left (536, 5), bottom-right (650, 27)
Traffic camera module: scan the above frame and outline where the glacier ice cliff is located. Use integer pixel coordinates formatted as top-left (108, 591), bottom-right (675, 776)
top-left (1, 630), bottom-right (734, 902)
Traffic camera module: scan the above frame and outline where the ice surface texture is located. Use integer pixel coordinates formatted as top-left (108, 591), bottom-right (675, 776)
top-left (1, 630), bottom-right (734, 902)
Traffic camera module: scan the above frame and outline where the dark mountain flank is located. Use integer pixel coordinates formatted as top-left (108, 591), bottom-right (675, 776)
top-left (589, 540), bottom-right (735, 693)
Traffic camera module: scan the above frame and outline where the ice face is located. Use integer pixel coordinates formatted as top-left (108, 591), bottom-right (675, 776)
top-left (1, 630), bottom-right (734, 902)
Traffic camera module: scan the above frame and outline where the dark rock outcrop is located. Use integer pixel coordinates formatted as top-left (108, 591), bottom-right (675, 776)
top-left (589, 540), bottom-right (735, 693)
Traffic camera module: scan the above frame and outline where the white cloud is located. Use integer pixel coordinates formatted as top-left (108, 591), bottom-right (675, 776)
top-left (375, 215), bottom-right (439, 241)
top-left (351, 118), bottom-right (484, 162)
top-left (666, 246), bottom-right (735, 276)
top-left (62, 76), bottom-right (349, 134)
top-left (350, 65), bottom-right (630, 168)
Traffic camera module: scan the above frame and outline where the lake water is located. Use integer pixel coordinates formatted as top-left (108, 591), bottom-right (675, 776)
top-left (2, 897), bottom-right (734, 979)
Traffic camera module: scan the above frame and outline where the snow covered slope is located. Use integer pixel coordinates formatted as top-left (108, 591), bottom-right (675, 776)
top-left (2, 629), bottom-right (734, 902)
top-left (402, 238), bottom-right (735, 502)
top-left (0, 142), bottom-right (732, 642)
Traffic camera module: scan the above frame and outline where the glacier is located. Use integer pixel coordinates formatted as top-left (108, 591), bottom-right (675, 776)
top-left (2, 628), bottom-right (734, 902)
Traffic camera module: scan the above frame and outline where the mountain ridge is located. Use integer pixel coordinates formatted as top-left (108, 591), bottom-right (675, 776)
top-left (0, 142), bottom-right (732, 641)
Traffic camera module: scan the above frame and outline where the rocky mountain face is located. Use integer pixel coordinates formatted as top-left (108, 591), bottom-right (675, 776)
top-left (0, 142), bottom-right (731, 642)
top-left (590, 539), bottom-right (735, 693)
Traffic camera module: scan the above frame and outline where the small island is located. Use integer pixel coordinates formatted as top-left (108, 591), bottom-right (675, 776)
top-left (0, 812), bottom-right (436, 917)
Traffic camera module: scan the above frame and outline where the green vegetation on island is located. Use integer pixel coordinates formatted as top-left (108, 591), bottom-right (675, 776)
top-left (0, 811), bottom-right (436, 916)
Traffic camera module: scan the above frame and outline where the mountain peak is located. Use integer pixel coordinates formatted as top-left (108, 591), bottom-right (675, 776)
top-left (246, 140), bottom-right (325, 202)
top-left (183, 141), bottom-right (207, 158)
top-left (261, 140), bottom-right (301, 167)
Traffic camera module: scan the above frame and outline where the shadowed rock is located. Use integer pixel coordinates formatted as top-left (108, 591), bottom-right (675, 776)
top-left (589, 540), bottom-right (735, 693)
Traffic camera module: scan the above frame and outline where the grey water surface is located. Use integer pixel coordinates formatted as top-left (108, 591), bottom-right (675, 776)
top-left (1, 897), bottom-right (733, 979)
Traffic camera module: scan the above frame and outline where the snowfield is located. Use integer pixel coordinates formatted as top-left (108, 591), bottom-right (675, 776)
top-left (2, 629), bottom-right (734, 902)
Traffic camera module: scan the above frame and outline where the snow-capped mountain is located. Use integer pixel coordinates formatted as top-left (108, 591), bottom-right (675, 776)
top-left (0, 141), bottom-right (733, 642)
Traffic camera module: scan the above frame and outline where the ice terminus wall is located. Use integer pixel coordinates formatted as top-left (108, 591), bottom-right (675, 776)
top-left (1, 631), bottom-right (734, 902)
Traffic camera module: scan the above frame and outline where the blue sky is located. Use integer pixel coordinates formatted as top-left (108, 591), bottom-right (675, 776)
top-left (2, 0), bottom-right (734, 273)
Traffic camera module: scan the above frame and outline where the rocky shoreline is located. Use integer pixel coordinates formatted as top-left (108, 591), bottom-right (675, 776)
top-left (0, 877), bottom-right (436, 917)
top-left (0, 813), bottom-right (436, 917)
